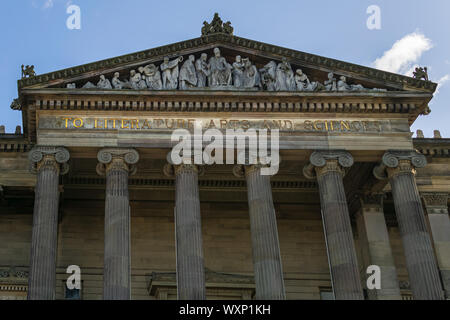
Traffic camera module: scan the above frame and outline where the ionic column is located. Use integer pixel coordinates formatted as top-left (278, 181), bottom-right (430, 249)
top-left (304, 150), bottom-right (364, 300)
top-left (421, 192), bottom-right (450, 298)
top-left (234, 164), bottom-right (286, 300)
top-left (373, 150), bottom-right (444, 300)
top-left (164, 162), bottom-right (206, 300)
top-left (97, 148), bottom-right (139, 300)
top-left (355, 193), bottom-right (401, 300)
top-left (27, 146), bottom-right (70, 300)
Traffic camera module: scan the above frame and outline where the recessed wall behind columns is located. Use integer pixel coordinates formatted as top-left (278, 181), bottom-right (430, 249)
top-left (0, 198), bottom-right (410, 300)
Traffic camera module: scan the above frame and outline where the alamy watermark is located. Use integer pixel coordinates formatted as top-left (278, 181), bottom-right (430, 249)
top-left (66, 4), bottom-right (81, 30)
top-left (66, 265), bottom-right (81, 290)
top-left (366, 265), bottom-right (381, 290)
top-left (366, 5), bottom-right (381, 30)
top-left (169, 121), bottom-right (280, 175)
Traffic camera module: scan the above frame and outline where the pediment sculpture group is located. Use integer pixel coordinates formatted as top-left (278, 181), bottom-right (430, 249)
top-left (72, 47), bottom-right (385, 92)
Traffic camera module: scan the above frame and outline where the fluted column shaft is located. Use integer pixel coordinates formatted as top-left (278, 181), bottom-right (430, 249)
top-left (387, 160), bottom-right (444, 300)
top-left (97, 148), bottom-right (139, 300)
top-left (422, 193), bottom-right (450, 298)
top-left (356, 194), bottom-right (401, 300)
top-left (174, 164), bottom-right (206, 300)
top-left (245, 165), bottom-right (285, 300)
top-left (27, 146), bottom-right (70, 300)
top-left (304, 151), bottom-right (363, 300)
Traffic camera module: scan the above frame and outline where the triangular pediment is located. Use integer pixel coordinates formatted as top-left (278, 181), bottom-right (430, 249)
top-left (18, 33), bottom-right (437, 94)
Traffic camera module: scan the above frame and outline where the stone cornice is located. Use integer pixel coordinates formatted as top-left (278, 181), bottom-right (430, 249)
top-left (17, 33), bottom-right (436, 93)
top-left (24, 90), bottom-right (430, 114)
top-left (414, 138), bottom-right (450, 157)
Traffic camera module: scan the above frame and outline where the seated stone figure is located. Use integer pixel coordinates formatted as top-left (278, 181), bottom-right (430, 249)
top-left (208, 48), bottom-right (232, 87)
top-left (111, 72), bottom-right (130, 89)
top-left (97, 75), bottom-right (112, 89)
top-left (129, 70), bottom-right (142, 90)
top-left (294, 69), bottom-right (319, 91)
top-left (143, 64), bottom-right (162, 90)
top-left (324, 72), bottom-right (337, 91)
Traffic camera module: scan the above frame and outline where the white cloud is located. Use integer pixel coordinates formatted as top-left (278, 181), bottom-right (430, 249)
top-left (373, 32), bottom-right (433, 76)
top-left (435, 74), bottom-right (450, 95)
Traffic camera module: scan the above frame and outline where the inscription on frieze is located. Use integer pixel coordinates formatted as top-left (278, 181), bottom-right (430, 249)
top-left (37, 116), bottom-right (409, 133)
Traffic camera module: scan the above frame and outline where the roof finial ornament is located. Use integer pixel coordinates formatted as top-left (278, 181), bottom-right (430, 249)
top-left (21, 64), bottom-right (36, 79)
top-left (413, 66), bottom-right (429, 81)
top-left (201, 13), bottom-right (233, 36)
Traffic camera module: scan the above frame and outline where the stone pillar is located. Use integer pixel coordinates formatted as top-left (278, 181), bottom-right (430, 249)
top-left (421, 192), bottom-right (450, 298)
top-left (304, 150), bottom-right (364, 300)
top-left (373, 150), bottom-right (444, 300)
top-left (97, 148), bottom-right (139, 300)
top-left (355, 193), bottom-right (401, 300)
top-left (164, 162), bottom-right (206, 300)
top-left (27, 146), bottom-right (70, 300)
top-left (234, 164), bottom-right (286, 300)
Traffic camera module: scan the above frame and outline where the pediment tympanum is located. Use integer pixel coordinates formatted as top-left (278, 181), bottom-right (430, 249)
top-left (17, 15), bottom-right (436, 94)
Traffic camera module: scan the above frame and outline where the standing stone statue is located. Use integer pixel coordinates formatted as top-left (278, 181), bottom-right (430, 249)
top-left (232, 55), bottom-right (245, 88)
top-left (242, 58), bottom-right (260, 89)
top-left (195, 53), bottom-right (210, 88)
top-left (143, 64), bottom-right (162, 90)
top-left (324, 72), bottom-right (337, 91)
top-left (275, 58), bottom-right (295, 91)
top-left (179, 55), bottom-right (197, 89)
top-left (208, 48), bottom-right (232, 87)
top-left (294, 69), bottom-right (319, 91)
top-left (97, 75), bottom-right (112, 89)
top-left (259, 61), bottom-right (277, 91)
top-left (160, 56), bottom-right (183, 90)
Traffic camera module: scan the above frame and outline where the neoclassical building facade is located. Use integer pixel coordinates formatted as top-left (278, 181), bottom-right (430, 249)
top-left (0, 15), bottom-right (449, 300)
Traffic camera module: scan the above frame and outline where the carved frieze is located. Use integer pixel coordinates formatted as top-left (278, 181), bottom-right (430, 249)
top-left (66, 50), bottom-right (387, 93)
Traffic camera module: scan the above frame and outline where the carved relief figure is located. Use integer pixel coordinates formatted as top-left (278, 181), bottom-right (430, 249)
top-left (337, 76), bottom-right (364, 92)
top-left (324, 72), bottom-right (337, 91)
top-left (294, 69), bottom-right (319, 91)
top-left (137, 67), bottom-right (148, 89)
top-left (232, 55), bottom-right (245, 88)
top-left (195, 53), bottom-right (210, 88)
top-left (112, 72), bottom-right (129, 89)
top-left (242, 58), bottom-right (260, 88)
top-left (82, 81), bottom-right (96, 89)
top-left (160, 56), bottom-right (183, 89)
top-left (275, 58), bottom-right (295, 91)
top-left (179, 55), bottom-right (197, 89)
top-left (208, 48), bottom-right (232, 87)
top-left (97, 75), bottom-right (112, 89)
top-left (259, 61), bottom-right (277, 91)
top-left (129, 70), bottom-right (142, 90)
top-left (143, 64), bottom-right (162, 90)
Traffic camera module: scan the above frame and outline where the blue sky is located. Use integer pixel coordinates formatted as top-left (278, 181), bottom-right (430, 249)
top-left (1, 0), bottom-right (449, 137)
